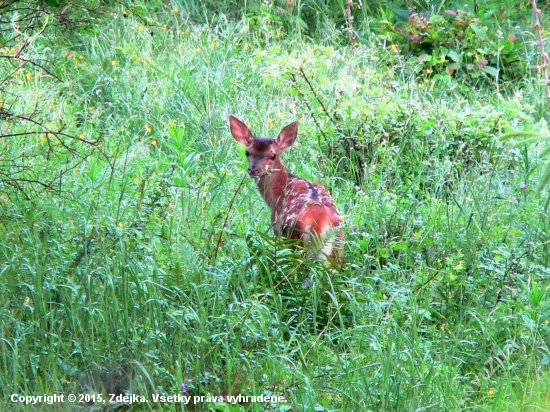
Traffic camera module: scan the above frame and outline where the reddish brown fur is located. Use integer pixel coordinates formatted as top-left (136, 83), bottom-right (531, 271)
top-left (229, 115), bottom-right (344, 266)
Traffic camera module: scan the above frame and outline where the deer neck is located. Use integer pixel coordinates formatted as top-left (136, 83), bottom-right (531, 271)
top-left (256, 158), bottom-right (289, 210)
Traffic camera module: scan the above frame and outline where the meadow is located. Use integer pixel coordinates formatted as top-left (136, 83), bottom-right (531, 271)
top-left (1, 1), bottom-right (550, 410)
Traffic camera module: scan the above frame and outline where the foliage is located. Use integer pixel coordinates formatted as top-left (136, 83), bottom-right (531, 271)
top-left (376, 6), bottom-right (527, 83)
top-left (1, 1), bottom-right (550, 411)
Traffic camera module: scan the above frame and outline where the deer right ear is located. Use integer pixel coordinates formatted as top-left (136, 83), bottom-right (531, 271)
top-left (229, 115), bottom-right (253, 146)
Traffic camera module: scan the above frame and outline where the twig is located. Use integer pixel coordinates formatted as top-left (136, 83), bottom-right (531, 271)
top-left (530, 0), bottom-right (550, 104)
top-left (344, 0), bottom-right (356, 47)
top-left (212, 175), bottom-right (247, 263)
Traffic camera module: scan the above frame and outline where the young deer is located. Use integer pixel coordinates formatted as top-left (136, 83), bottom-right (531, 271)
top-left (229, 115), bottom-right (344, 266)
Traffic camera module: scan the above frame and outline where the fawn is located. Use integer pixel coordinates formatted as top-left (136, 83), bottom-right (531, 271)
top-left (229, 115), bottom-right (344, 266)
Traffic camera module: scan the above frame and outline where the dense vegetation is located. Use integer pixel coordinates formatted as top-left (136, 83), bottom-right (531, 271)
top-left (1, 0), bottom-right (550, 410)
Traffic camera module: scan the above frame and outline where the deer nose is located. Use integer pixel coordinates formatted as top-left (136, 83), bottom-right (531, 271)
top-left (248, 165), bottom-right (259, 175)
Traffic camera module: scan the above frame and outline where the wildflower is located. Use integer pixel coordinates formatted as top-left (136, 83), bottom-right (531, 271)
top-left (244, 44), bottom-right (250, 49)
top-left (139, 24), bottom-right (145, 30)
top-left (223, 221), bottom-right (229, 227)
top-left (121, 126), bottom-right (126, 131)
top-left (508, 34), bottom-right (516, 42)
top-left (340, 216), bottom-right (345, 222)
top-left (145, 124), bottom-right (152, 133)
top-left (134, 178), bottom-right (139, 183)
top-left (512, 198), bottom-right (518, 204)
top-left (267, 118), bottom-right (274, 128)
top-left (40, 136), bottom-right (47, 142)
top-left (302, 281), bottom-right (309, 289)
top-left (476, 59), bottom-right (488, 67)
top-left (425, 68), bottom-right (432, 74)
top-left (439, 324), bottom-right (445, 331)
top-left (276, 31), bottom-right (281, 37)
top-left (181, 384), bottom-right (187, 393)
top-left (410, 34), bottom-right (420, 41)
top-left (79, 55), bottom-right (84, 60)
top-left (37, 72), bottom-right (42, 77)
top-left (318, 107), bottom-right (324, 112)
top-left (445, 10), bottom-right (458, 16)
top-left (503, 187), bottom-right (508, 193)
top-left (117, 222), bottom-right (124, 228)
top-left (163, 24), bottom-right (168, 29)
top-left (26, 72), bottom-right (32, 80)
top-left (519, 181), bottom-right (526, 189)
top-left (79, 133), bottom-right (85, 139)
top-left (354, 41), bottom-right (359, 47)
top-left (487, 389), bottom-right (494, 396)
top-left (390, 44), bottom-right (398, 53)
top-left (60, 67), bottom-right (65, 72)
top-left (196, 47), bottom-right (203, 53)
top-left (151, 139), bottom-right (158, 146)
top-left (276, 112), bottom-right (285, 120)
top-left (112, 60), bottom-right (118, 66)
top-left (174, 7), bottom-right (180, 13)
top-left (357, 69), bottom-right (363, 75)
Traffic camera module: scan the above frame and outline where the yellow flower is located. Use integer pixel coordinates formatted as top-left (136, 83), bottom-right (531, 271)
top-left (354, 42), bottom-right (359, 47)
top-left (139, 25), bottom-right (145, 30)
top-left (79, 55), bottom-right (84, 60)
top-left (40, 136), bottom-right (47, 142)
top-left (79, 133), bottom-right (85, 139)
top-left (439, 323), bottom-right (445, 331)
top-left (112, 60), bottom-right (118, 66)
top-left (151, 139), bottom-right (158, 146)
top-left (145, 124), bottom-right (152, 133)
top-left (424, 78), bottom-right (429, 84)
top-left (276, 112), bottom-right (285, 119)
top-left (318, 106), bottom-right (324, 112)
top-left (117, 222), bottom-right (124, 229)
top-left (267, 118), bottom-right (274, 128)
top-left (37, 72), bottom-right (42, 77)
top-left (425, 68), bottom-right (432, 74)
top-left (487, 389), bottom-right (494, 396)
top-left (357, 69), bottom-right (363, 75)
top-left (163, 24), bottom-right (168, 29)
top-left (26, 72), bottom-right (32, 80)
top-left (0, 99), bottom-right (3, 105)
top-left (244, 44), bottom-right (250, 49)
top-left (134, 178), bottom-right (140, 183)
top-left (60, 67), bottom-right (65, 72)
top-left (390, 44), bottom-right (398, 53)
top-left (276, 31), bottom-right (281, 37)
top-left (174, 7), bottom-right (180, 13)
top-left (340, 216), bottom-right (346, 222)
top-left (196, 47), bottom-right (203, 53)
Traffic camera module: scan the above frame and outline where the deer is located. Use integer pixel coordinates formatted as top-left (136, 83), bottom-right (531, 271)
top-left (229, 115), bottom-right (344, 267)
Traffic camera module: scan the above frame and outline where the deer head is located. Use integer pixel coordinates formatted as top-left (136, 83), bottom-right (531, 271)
top-left (229, 115), bottom-right (299, 177)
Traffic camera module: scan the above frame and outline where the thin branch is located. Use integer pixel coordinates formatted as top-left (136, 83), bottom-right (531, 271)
top-left (531, 0), bottom-right (550, 104)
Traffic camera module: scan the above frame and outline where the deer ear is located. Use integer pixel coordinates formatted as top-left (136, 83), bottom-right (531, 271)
top-left (229, 115), bottom-right (253, 146)
top-left (277, 121), bottom-right (299, 150)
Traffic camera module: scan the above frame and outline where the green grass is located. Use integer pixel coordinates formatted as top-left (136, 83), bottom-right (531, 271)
top-left (1, 1), bottom-right (550, 411)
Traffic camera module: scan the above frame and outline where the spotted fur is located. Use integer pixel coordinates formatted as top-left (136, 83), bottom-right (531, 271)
top-left (229, 115), bottom-right (344, 267)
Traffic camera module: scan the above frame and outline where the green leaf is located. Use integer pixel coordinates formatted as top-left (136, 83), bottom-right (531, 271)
top-left (482, 66), bottom-right (499, 77)
top-left (447, 49), bottom-right (462, 63)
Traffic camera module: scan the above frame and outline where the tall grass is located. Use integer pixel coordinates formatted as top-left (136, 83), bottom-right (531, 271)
top-left (1, 1), bottom-right (550, 411)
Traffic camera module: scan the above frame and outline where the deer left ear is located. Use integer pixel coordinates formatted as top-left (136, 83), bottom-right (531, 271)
top-left (277, 121), bottom-right (299, 150)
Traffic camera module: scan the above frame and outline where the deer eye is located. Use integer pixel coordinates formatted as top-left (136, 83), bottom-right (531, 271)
top-left (245, 151), bottom-right (250, 157)
top-left (271, 154), bottom-right (276, 160)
